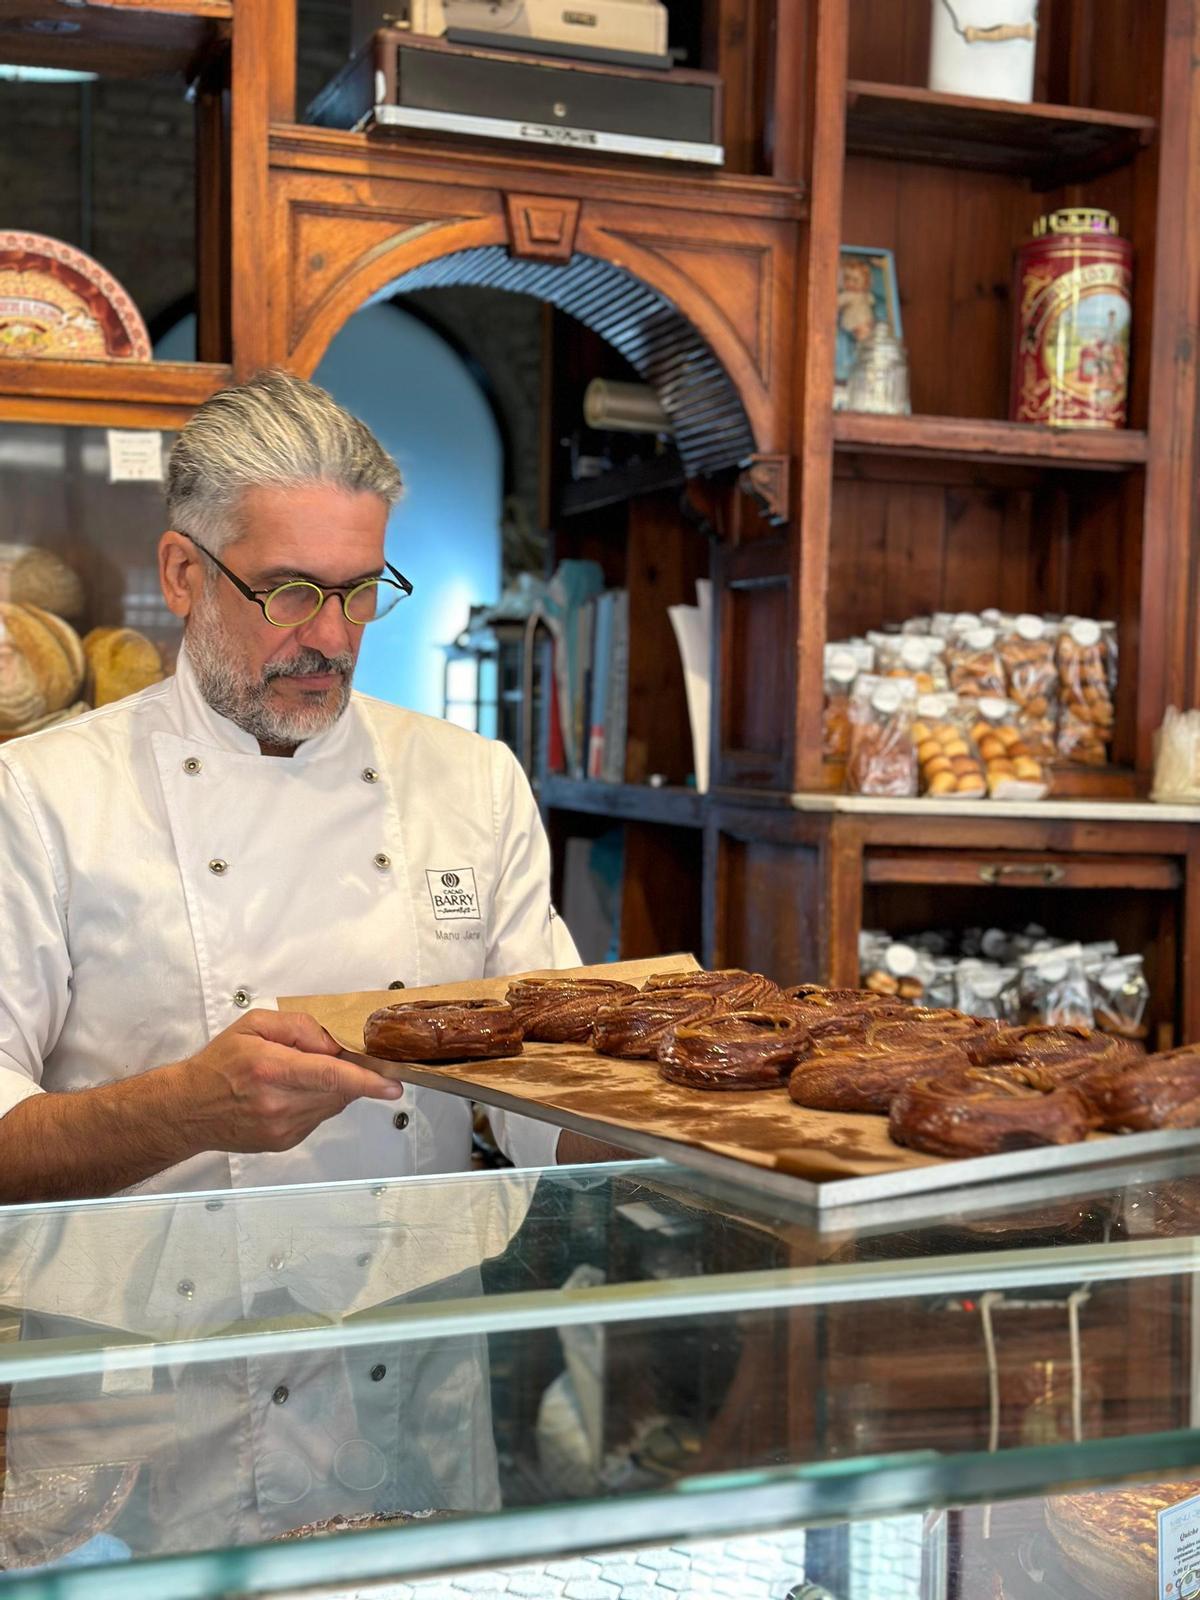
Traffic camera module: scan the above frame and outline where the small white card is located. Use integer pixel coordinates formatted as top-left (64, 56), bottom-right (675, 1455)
top-left (107, 429), bottom-right (164, 483)
top-left (1158, 1490), bottom-right (1200, 1598)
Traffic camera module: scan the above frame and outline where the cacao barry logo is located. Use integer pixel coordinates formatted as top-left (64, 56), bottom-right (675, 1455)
top-left (426, 867), bottom-right (480, 921)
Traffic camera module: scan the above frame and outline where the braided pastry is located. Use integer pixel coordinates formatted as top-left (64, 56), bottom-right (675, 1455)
top-left (643, 968), bottom-right (780, 1009)
top-left (658, 1009), bottom-right (808, 1090)
top-left (1077, 1046), bottom-right (1200, 1131)
top-left (868, 1015), bottom-right (998, 1054)
top-left (789, 1045), bottom-right (970, 1115)
top-left (969, 1022), bottom-right (1141, 1080)
top-left (504, 976), bottom-right (637, 1043)
top-left (592, 990), bottom-right (722, 1059)
top-left (889, 1064), bottom-right (1092, 1158)
top-left (364, 999), bottom-right (523, 1063)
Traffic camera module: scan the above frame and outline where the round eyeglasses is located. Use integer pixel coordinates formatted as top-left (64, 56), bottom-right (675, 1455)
top-left (182, 534), bottom-right (413, 629)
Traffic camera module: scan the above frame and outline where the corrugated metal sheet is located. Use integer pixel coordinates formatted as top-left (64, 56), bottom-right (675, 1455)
top-left (390, 247), bottom-right (754, 476)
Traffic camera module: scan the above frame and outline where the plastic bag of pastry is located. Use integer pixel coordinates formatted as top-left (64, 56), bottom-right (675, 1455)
top-left (860, 938), bottom-right (930, 1003)
top-left (869, 631), bottom-right (949, 695)
top-left (1151, 706), bottom-right (1200, 801)
top-left (1057, 617), bottom-right (1115, 766)
top-left (1018, 944), bottom-right (1094, 1028)
top-left (846, 675), bottom-right (918, 797)
top-left (1089, 951), bottom-right (1150, 1041)
top-left (822, 641), bottom-right (872, 759)
top-left (946, 625), bottom-right (1007, 700)
top-left (913, 693), bottom-right (987, 799)
top-left (955, 959), bottom-right (1020, 1022)
top-left (968, 695), bottom-right (1050, 800)
top-left (999, 613), bottom-right (1058, 760)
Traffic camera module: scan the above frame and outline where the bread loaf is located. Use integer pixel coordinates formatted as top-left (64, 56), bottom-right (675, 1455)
top-left (0, 544), bottom-right (84, 619)
top-left (0, 601), bottom-right (85, 719)
top-left (83, 626), bottom-right (164, 707)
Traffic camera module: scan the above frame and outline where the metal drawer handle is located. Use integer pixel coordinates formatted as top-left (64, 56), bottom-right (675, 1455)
top-left (979, 863), bottom-right (1065, 885)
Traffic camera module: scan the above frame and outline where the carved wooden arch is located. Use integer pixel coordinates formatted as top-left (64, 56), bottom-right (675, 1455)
top-left (272, 138), bottom-right (801, 512)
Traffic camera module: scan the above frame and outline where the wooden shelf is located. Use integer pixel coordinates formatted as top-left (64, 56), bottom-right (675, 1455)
top-left (0, 360), bottom-right (233, 430)
top-left (0, 0), bottom-right (231, 78)
top-left (832, 412), bottom-right (1149, 472)
top-left (540, 776), bottom-right (706, 829)
top-left (845, 81), bottom-right (1156, 188)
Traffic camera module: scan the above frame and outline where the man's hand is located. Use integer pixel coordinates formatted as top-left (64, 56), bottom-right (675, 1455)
top-left (164, 1010), bottom-right (404, 1156)
top-left (0, 1010), bottom-right (404, 1203)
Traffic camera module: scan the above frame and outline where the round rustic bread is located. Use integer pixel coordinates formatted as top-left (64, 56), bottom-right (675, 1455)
top-left (0, 543), bottom-right (84, 619)
top-left (83, 625), bottom-right (164, 706)
top-left (0, 601), bottom-right (78, 714)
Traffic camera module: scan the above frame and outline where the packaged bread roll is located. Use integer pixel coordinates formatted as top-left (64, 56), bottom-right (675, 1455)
top-left (947, 626), bottom-right (1006, 699)
top-left (869, 631), bottom-right (949, 695)
top-left (0, 544), bottom-right (85, 619)
top-left (847, 675), bottom-right (918, 797)
top-left (1057, 618), bottom-right (1115, 766)
top-left (970, 695), bottom-right (1050, 800)
top-left (913, 692), bottom-right (987, 798)
top-left (1000, 613), bottom-right (1058, 760)
top-left (823, 641), bottom-right (871, 759)
top-left (83, 626), bottom-right (165, 707)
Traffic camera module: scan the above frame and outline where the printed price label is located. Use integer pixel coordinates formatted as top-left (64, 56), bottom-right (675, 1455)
top-left (1159, 1490), bottom-right (1200, 1598)
top-left (107, 430), bottom-right (164, 483)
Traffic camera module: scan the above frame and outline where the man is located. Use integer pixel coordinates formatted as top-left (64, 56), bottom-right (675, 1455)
top-left (0, 370), bottom-right (605, 1553)
top-left (0, 368), bottom-right (583, 1203)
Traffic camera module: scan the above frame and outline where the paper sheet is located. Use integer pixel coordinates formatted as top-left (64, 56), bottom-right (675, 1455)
top-left (667, 579), bottom-right (713, 794)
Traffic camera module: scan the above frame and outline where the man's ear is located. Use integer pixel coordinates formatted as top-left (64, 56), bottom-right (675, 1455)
top-left (159, 531), bottom-right (202, 619)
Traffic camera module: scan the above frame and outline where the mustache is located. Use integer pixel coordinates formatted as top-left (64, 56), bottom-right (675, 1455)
top-left (263, 648), bottom-right (354, 683)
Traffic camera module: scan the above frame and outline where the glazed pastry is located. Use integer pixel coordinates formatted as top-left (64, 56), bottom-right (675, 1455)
top-left (363, 999), bottom-right (523, 1063)
top-left (658, 1009), bottom-right (808, 1090)
top-left (781, 984), bottom-right (885, 1010)
top-left (969, 1022), bottom-right (1141, 1081)
top-left (1045, 1482), bottom-right (1200, 1600)
top-left (888, 1064), bottom-right (1092, 1157)
top-left (789, 1045), bottom-right (970, 1115)
top-left (592, 990), bottom-right (722, 1059)
top-left (643, 968), bottom-right (780, 1009)
top-left (1077, 1046), bottom-right (1200, 1131)
top-left (868, 1014), bottom-right (998, 1052)
top-left (504, 976), bottom-right (637, 1043)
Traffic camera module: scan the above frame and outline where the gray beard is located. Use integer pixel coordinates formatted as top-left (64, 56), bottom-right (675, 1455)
top-left (186, 598), bottom-right (354, 748)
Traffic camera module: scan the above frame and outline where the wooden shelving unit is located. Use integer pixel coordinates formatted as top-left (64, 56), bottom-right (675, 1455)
top-left (845, 81), bottom-right (1156, 186)
top-left (832, 412), bottom-right (1150, 471)
top-left (540, 777), bottom-right (705, 829)
top-left (0, 0), bottom-right (231, 80)
top-left (0, 360), bottom-right (233, 430)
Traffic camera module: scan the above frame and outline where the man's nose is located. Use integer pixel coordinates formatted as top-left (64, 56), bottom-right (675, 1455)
top-left (296, 592), bottom-right (354, 658)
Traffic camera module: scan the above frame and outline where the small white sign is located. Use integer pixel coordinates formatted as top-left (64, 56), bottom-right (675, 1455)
top-left (1158, 1489), bottom-right (1200, 1598)
top-left (107, 429), bottom-right (164, 483)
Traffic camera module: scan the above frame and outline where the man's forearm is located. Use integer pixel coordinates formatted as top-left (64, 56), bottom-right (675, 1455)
top-left (0, 1067), bottom-right (199, 1203)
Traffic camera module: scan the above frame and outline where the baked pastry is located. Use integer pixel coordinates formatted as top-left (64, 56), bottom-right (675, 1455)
top-left (781, 984), bottom-right (884, 1010)
top-left (969, 1022), bottom-right (1141, 1083)
top-left (658, 1009), bottom-right (808, 1090)
top-left (592, 990), bottom-right (722, 1059)
top-left (642, 968), bottom-right (780, 1009)
top-left (789, 1045), bottom-right (970, 1114)
top-left (869, 1014), bottom-right (998, 1052)
top-left (888, 1065), bottom-right (1092, 1157)
top-left (1078, 1045), bottom-right (1200, 1131)
top-left (1045, 1481), bottom-right (1200, 1600)
top-left (504, 976), bottom-right (637, 1043)
top-left (363, 999), bottom-right (523, 1063)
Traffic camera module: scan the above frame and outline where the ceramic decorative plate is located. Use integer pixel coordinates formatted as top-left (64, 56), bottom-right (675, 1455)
top-left (0, 230), bottom-right (151, 360)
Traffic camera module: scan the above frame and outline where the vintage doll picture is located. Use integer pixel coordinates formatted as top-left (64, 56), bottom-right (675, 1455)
top-left (835, 246), bottom-right (903, 410)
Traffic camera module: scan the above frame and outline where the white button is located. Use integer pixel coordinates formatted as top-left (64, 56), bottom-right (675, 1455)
top-left (208, 858), bottom-right (228, 876)
top-left (268, 1254), bottom-right (285, 1272)
top-left (177, 1279), bottom-right (195, 1299)
top-left (183, 757), bottom-right (202, 775)
top-left (232, 988), bottom-right (251, 1008)
top-left (362, 767), bottom-right (379, 783)
top-left (373, 852), bottom-right (391, 871)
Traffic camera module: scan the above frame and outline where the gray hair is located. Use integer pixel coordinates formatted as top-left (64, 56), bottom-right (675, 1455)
top-left (166, 369), bottom-right (403, 552)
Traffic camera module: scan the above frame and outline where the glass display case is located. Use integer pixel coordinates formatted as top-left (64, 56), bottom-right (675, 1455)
top-left (2, 1153), bottom-right (1200, 1598)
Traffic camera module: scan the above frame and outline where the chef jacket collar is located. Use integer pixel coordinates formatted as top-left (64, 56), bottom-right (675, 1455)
top-left (169, 640), bottom-right (361, 767)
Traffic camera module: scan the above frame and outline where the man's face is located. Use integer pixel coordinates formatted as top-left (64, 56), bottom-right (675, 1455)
top-left (180, 483), bottom-right (390, 749)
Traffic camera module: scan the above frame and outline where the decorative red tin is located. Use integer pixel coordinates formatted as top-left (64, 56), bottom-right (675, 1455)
top-left (1010, 208), bottom-right (1132, 429)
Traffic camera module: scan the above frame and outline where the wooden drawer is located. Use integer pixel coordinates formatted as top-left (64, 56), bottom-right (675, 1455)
top-left (863, 851), bottom-right (1182, 891)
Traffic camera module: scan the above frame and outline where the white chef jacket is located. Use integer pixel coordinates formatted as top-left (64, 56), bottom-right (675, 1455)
top-left (0, 645), bottom-right (584, 1554)
top-left (0, 642), bottom-right (580, 1190)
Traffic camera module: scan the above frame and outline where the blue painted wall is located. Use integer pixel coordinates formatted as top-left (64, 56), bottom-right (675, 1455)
top-left (156, 303), bottom-right (504, 724)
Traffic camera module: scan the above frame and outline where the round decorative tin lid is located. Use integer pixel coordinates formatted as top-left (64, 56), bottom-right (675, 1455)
top-left (0, 230), bottom-right (150, 360)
